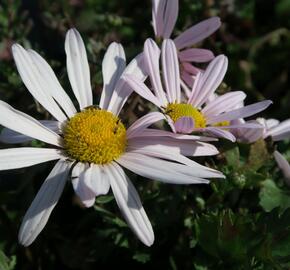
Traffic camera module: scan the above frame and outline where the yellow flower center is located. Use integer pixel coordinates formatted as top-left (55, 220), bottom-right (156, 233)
top-left (212, 121), bottom-right (230, 127)
top-left (165, 103), bottom-right (206, 128)
top-left (63, 108), bottom-right (127, 164)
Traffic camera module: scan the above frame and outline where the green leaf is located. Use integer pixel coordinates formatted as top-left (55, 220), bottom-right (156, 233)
top-left (259, 179), bottom-right (290, 212)
top-left (133, 252), bottom-right (151, 263)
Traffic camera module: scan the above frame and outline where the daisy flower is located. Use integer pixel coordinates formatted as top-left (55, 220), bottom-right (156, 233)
top-left (152, 0), bottom-right (221, 84)
top-left (0, 29), bottom-right (223, 247)
top-left (123, 38), bottom-right (272, 141)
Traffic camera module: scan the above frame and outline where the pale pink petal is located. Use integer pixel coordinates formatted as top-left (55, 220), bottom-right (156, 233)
top-left (128, 136), bottom-right (219, 156)
top-left (12, 44), bottom-right (67, 122)
top-left (233, 120), bottom-right (264, 143)
top-left (152, 0), bottom-right (166, 37)
top-left (266, 119), bottom-right (290, 141)
top-left (0, 101), bottom-right (62, 147)
top-left (117, 152), bottom-right (222, 184)
top-left (144, 38), bottom-right (167, 105)
top-left (265, 118), bottom-right (280, 129)
top-left (179, 48), bottom-right (214, 63)
top-left (180, 79), bottom-right (192, 98)
top-left (107, 53), bottom-right (147, 116)
top-left (182, 62), bottom-right (201, 75)
top-left (162, 39), bottom-right (181, 103)
top-left (19, 159), bottom-right (71, 246)
top-left (126, 112), bottom-right (166, 138)
top-left (65, 28), bottom-right (92, 110)
top-left (174, 117), bottom-right (195, 133)
top-left (200, 127), bottom-right (236, 142)
top-left (107, 162), bottom-right (154, 246)
top-left (188, 55), bottom-right (228, 108)
top-left (100, 42), bottom-right (126, 110)
top-left (161, 0), bottom-right (179, 38)
top-left (202, 91), bottom-right (247, 117)
top-left (274, 151), bottom-right (290, 186)
top-left (123, 74), bottom-right (162, 108)
top-left (181, 71), bottom-right (194, 88)
top-left (0, 120), bottom-right (61, 144)
top-left (174, 17), bottom-right (221, 50)
top-left (132, 128), bottom-right (217, 141)
top-left (207, 100), bottom-right (272, 125)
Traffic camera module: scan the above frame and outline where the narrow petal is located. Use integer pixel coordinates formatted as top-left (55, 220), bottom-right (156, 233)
top-left (0, 101), bottom-right (62, 147)
top-left (0, 148), bottom-right (62, 170)
top-left (107, 162), bottom-right (154, 246)
top-left (107, 53), bottom-right (146, 116)
top-left (128, 135), bottom-right (219, 156)
top-left (118, 152), bottom-right (223, 184)
top-left (123, 74), bottom-right (162, 108)
top-left (27, 50), bottom-right (77, 118)
top-left (202, 91), bottom-right (247, 117)
top-left (161, 0), bottom-right (179, 38)
top-left (131, 128), bottom-right (217, 142)
top-left (19, 159), bottom-right (71, 246)
top-left (65, 28), bottom-right (92, 109)
top-left (188, 55), bottom-right (228, 108)
top-left (266, 119), bottom-right (290, 141)
top-left (174, 17), bottom-right (221, 50)
top-left (100, 42), bottom-right (126, 110)
top-left (12, 44), bottom-right (67, 122)
top-left (232, 120), bottom-right (264, 143)
top-left (178, 48), bottom-right (214, 63)
top-left (174, 117), bottom-right (195, 133)
top-left (162, 39), bottom-right (181, 103)
top-left (201, 127), bottom-right (236, 142)
top-left (207, 100), bottom-right (272, 125)
top-left (0, 120), bottom-right (61, 144)
top-left (274, 151), bottom-right (290, 186)
top-left (152, 0), bottom-right (165, 37)
top-left (144, 38), bottom-right (167, 105)
top-left (126, 112), bottom-right (166, 138)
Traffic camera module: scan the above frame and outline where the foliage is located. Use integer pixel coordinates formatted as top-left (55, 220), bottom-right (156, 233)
top-left (0, 0), bottom-right (290, 269)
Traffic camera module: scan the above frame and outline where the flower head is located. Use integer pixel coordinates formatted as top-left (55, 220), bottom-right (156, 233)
top-left (0, 29), bottom-right (223, 247)
top-left (124, 38), bottom-right (272, 141)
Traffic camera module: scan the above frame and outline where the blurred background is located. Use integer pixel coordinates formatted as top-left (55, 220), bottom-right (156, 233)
top-left (1, 0), bottom-right (290, 269)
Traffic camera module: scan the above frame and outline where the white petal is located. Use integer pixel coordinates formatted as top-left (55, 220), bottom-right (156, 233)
top-left (274, 151), bottom-right (290, 186)
top-left (65, 28), bottom-right (92, 110)
top-left (117, 152), bottom-right (223, 184)
top-left (0, 120), bottom-right (61, 144)
top-left (123, 74), bottom-right (162, 108)
top-left (27, 50), bottom-right (77, 118)
top-left (91, 165), bottom-right (111, 196)
top-left (207, 100), bottom-right (272, 124)
top-left (202, 91), bottom-right (247, 117)
top-left (188, 55), bottom-right (228, 108)
top-left (107, 162), bottom-right (154, 246)
top-left (267, 119), bottom-right (290, 141)
top-left (12, 44), bottom-right (67, 122)
top-left (161, 39), bottom-right (181, 103)
top-left (128, 135), bottom-right (219, 156)
top-left (107, 53), bottom-right (147, 116)
top-left (126, 112), bottom-right (166, 138)
top-left (0, 148), bottom-right (62, 170)
top-left (100, 42), bottom-right (126, 110)
top-left (201, 127), bottom-right (236, 142)
top-left (144, 38), bottom-right (167, 105)
top-left (0, 101), bottom-right (62, 147)
top-left (19, 159), bottom-right (71, 246)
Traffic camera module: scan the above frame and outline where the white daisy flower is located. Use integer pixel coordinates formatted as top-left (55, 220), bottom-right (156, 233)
top-left (123, 38), bottom-right (272, 141)
top-left (0, 29), bottom-right (224, 247)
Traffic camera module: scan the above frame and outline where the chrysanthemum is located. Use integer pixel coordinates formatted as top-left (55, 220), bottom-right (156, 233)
top-left (152, 0), bottom-right (221, 84)
top-left (0, 29), bottom-right (224, 247)
top-left (124, 38), bottom-right (272, 141)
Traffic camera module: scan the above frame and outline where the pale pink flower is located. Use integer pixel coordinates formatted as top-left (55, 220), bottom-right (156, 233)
top-left (0, 29), bottom-right (224, 247)
top-left (152, 0), bottom-right (221, 83)
top-left (124, 39), bottom-right (271, 141)
top-left (274, 151), bottom-right (290, 186)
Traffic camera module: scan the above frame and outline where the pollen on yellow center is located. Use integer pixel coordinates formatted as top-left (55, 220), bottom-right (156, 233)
top-left (213, 121), bottom-right (230, 127)
top-left (165, 103), bottom-right (206, 128)
top-left (63, 108), bottom-right (127, 164)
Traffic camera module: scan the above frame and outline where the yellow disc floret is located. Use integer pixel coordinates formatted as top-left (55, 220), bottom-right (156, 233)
top-left (165, 103), bottom-right (206, 128)
top-left (63, 108), bottom-right (127, 164)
